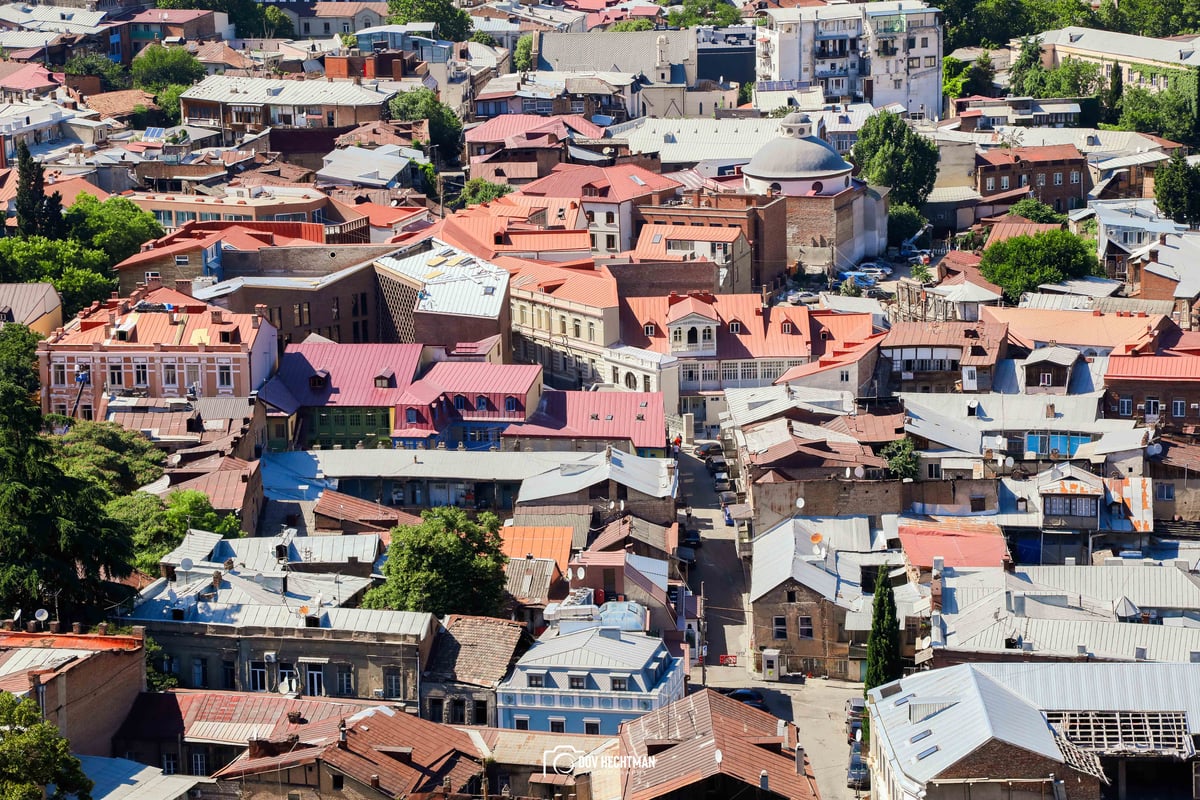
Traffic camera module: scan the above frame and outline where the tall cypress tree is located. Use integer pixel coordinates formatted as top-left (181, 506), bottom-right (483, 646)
top-left (865, 567), bottom-right (902, 691)
top-left (1104, 62), bottom-right (1123, 124)
top-left (14, 140), bottom-right (44, 237)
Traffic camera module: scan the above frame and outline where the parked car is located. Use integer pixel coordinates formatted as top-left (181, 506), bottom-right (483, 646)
top-left (718, 490), bottom-right (738, 506)
top-left (847, 753), bottom-right (870, 789)
top-left (706, 455), bottom-right (728, 474)
top-left (865, 287), bottom-right (892, 299)
top-left (682, 528), bottom-right (702, 548)
top-left (846, 718), bottom-right (863, 744)
top-left (713, 473), bottom-right (733, 492)
top-left (796, 291), bottom-right (821, 305)
top-left (727, 688), bottom-right (766, 704)
top-left (839, 271), bottom-right (877, 287)
top-left (674, 545), bottom-right (697, 567)
top-left (859, 262), bottom-right (893, 276)
top-left (860, 268), bottom-right (890, 281)
top-left (845, 697), bottom-right (866, 719)
top-left (695, 443), bottom-right (723, 458)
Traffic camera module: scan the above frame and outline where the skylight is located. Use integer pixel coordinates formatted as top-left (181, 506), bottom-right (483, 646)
top-left (910, 729), bottom-right (932, 744)
top-left (917, 745), bottom-right (939, 760)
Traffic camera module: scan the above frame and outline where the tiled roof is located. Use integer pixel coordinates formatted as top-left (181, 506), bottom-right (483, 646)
top-left (424, 614), bottom-right (526, 687)
top-left (116, 221), bottom-right (322, 269)
top-left (898, 525), bottom-right (1010, 569)
top-left (0, 62), bottom-right (59, 92)
top-left (313, 488), bottom-right (421, 528)
top-left (1105, 354), bottom-right (1200, 381)
top-left (82, 89), bottom-right (157, 119)
top-left (881, 320), bottom-right (1008, 366)
top-left (621, 292), bottom-right (818, 360)
top-left (465, 113), bottom-right (603, 144)
top-left (505, 260), bottom-right (619, 308)
top-left (821, 409), bottom-right (906, 443)
top-left (980, 306), bottom-right (1169, 353)
top-left (193, 41), bottom-right (255, 69)
top-left (517, 163), bottom-right (681, 204)
top-left (505, 389), bottom-right (665, 451)
top-left (42, 173), bottom-right (109, 204)
top-left (355, 202), bottom-right (428, 228)
top-left (501, 525), bottom-right (574, 573)
top-left (978, 143), bottom-right (1084, 166)
top-left (620, 690), bottom-right (819, 800)
top-left (985, 219), bottom-right (1062, 247)
top-left (258, 342), bottom-right (425, 414)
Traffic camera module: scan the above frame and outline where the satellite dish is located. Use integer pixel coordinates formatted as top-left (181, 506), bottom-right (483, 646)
top-left (845, 467), bottom-right (852, 478)
top-left (854, 465), bottom-right (866, 478)
top-left (577, 567), bottom-right (586, 581)
top-left (1004, 456), bottom-right (1015, 468)
top-left (810, 532), bottom-right (823, 545)
top-left (12, 610), bottom-right (19, 622)
top-left (816, 546), bottom-right (826, 559)
top-left (795, 497), bottom-right (806, 510)
top-left (714, 749), bottom-right (723, 766)
top-left (279, 676), bottom-right (297, 694)
top-left (1147, 443), bottom-right (1163, 456)
top-left (608, 501), bottom-right (616, 510)
top-left (34, 609), bottom-right (49, 623)
top-left (811, 543), bottom-right (822, 555)
top-left (179, 557), bottom-right (194, 571)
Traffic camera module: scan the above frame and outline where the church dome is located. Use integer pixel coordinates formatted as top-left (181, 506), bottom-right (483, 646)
top-left (743, 112), bottom-right (853, 180)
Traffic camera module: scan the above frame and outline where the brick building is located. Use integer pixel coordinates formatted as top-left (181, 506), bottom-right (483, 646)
top-left (880, 320), bottom-right (1008, 393)
top-left (630, 224), bottom-right (754, 293)
top-left (37, 282), bottom-right (277, 420)
top-left (639, 190), bottom-right (789, 289)
top-left (1103, 355), bottom-right (1200, 431)
top-left (128, 8), bottom-right (223, 54)
top-left (0, 629), bottom-right (145, 757)
top-left (976, 144), bottom-right (1091, 213)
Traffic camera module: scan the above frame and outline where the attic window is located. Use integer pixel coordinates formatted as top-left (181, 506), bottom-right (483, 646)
top-left (782, 321), bottom-right (792, 334)
top-left (309, 370), bottom-right (329, 389)
top-left (476, 395), bottom-right (487, 411)
top-left (652, 233), bottom-right (663, 244)
top-left (375, 368), bottom-right (395, 388)
top-left (484, 286), bottom-right (496, 295)
top-left (219, 330), bottom-right (234, 344)
top-left (605, 414), bottom-right (614, 421)
top-left (639, 401), bottom-right (648, 408)
top-left (116, 329), bottom-right (130, 341)
top-left (644, 323), bottom-right (656, 336)
top-left (454, 395), bottom-right (466, 411)
top-left (910, 729), bottom-right (932, 743)
top-left (729, 321), bottom-right (742, 334)
top-left (590, 413), bottom-right (600, 420)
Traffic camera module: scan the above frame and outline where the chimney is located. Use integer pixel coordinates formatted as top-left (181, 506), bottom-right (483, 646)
top-left (71, 622), bottom-right (83, 634)
top-left (338, 719), bottom-right (348, 746)
top-left (210, 309), bottom-right (223, 325)
top-left (370, 776), bottom-right (381, 790)
top-left (211, 570), bottom-right (223, 591)
top-left (794, 746), bottom-right (806, 775)
top-left (1077, 644), bottom-right (1088, 657)
top-left (97, 622), bottom-right (108, 635)
top-left (174, 279), bottom-right (194, 297)
top-left (48, 621), bottom-right (61, 634)
top-left (932, 555), bottom-right (944, 576)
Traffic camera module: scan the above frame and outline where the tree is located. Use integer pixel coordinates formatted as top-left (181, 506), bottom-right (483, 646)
top-left (64, 195), bottom-right (165, 267)
top-left (106, 490), bottom-right (241, 575)
top-left (862, 567), bottom-right (902, 743)
top-left (1116, 87), bottom-right (1197, 146)
top-left (364, 507), bottom-right (507, 617)
top-left (63, 53), bottom-right (131, 92)
top-left (0, 325), bottom-right (40, 397)
top-left (15, 140), bottom-right (62, 239)
top-left (0, 237), bottom-right (112, 316)
top-left (0, 694), bottom-right (93, 800)
top-left (839, 279), bottom-right (862, 297)
top-left (887, 203), bottom-right (926, 248)
top-left (340, 32), bottom-right (359, 49)
top-left (850, 111), bottom-right (939, 206)
top-left (51, 421), bottom-right (164, 496)
top-left (1155, 148), bottom-right (1200, 226)
top-left (961, 51), bottom-right (997, 96)
top-left (880, 436), bottom-right (918, 480)
top-left (607, 18), bottom-right (655, 31)
top-left (263, 4), bottom-right (294, 36)
top-left (469, 29), bottom-right (499, 45)
top-left (389, 88), bottom-right (463, 158)
top-left (132, 44), bottom-right (205, 90)
top-left (456, 177), bottom-right (513, 207)
top-left (154, 83), bottom-right (190, 126)
top-left (910, 261), bottom-right (933, 284)
top-left (979, 229), bottom-right (1099, 301)
top-left (1103, 61), bottom-right (1123, 123)
top-left (143, 635), bottom-right (179, 692)
top-left (513, 34), bottom-right (533, 71)
top-left (1008, 35), bottom-right (1043, 96)
top-left (387, 0), bottom-right (471, 41)
top-left (667, 0), bottom-right (739, 27)
top-left (1007, 196), bottom-right (1066, 223)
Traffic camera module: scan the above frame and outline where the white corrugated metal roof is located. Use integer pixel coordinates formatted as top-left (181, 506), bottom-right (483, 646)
top-left (77, 756), bottom-right (211, 800)
top-left (181, 75), bottom-right (395, 107)
top-left (607, 117), bottom-right (786, 165)
top-left (518, 449), bottom-right (676, 502)
top-left (511, 626), bottom-right (666, 670)
top-left (0, 647), bottom-right (92, 676)
top-left (375, 240), bottom-right (508, 319)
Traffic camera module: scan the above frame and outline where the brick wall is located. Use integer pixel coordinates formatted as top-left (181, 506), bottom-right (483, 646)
top-left (1103, 379), bottom-right (1200, 431)
top-left (607, 260), bottom-right (725, 296)
top-left (44, 644), bottom-right (145, 756)
top-left (751, 477), bottom-right (905, 530)
top-left (414, 306), bottom-right (511, 361)
top-left (935, 739), bottom-right (1103, 800)
top-left (750, 580), bottom-right (849, 677)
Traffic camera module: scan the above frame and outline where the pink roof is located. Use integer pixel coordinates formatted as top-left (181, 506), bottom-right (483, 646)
top-left (1106, 354), bottom-right (1200, 381)
top-left (978, 144), bottom-right (1084, 166)
top-left (117, 222), bottom-right (320, 269)
top-left (259, 342), bottom-right (426, 413)
top-left (421, 360), bottom-right (542, 395)
top-left (517, 164), bottom-right (681, 204)
top-left (898, 526), bottom-right (1010, 568)
top-left (465, 114), bottom-right (604, 144)
top-left (980, 306), bottom-right (1169, 354)
top-left (504, 390), bottom-right (665, 450)
top-left (131, 8), bottom-right (212, 22)
top-left (504, 259), bottom-right (620, 308)
top-left (0, 63), bottom-right (59, 92)
top-left (633, 223), bottom-right (745, 259)
top-left (776, 332), bottom-right (885, 383)
top-left (356, 203), bottom-right (428, 228)
top-left (622, 292), bottom-right (828, 360)
top-left (43, 175), bottom-right (109, 204)
top-left (985, 220), bottom-right (1062, 248)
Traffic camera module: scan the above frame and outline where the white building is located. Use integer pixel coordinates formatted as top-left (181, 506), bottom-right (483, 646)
top-left (757, 0), bottom-right (943, 121)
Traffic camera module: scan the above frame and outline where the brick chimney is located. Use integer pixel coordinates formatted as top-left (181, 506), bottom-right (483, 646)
top-left (174, 279), bottom-right (194, 298)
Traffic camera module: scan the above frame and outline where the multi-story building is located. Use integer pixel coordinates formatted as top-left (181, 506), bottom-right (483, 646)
top-left (1031, 27), bottom-right (1200, 96)
top-left (179, 75), bottom-right (395, 145)
top-left (630, 224), bottom-right (754, 294)
top-left (37, 281), bottom-right (277, 420)
top-left (1087, 199), bottom-right (1186, 281)
top-left (473, 71), bottom-right (640, 122)
top-left (515, 164), bottom-right (682, 254)
top-left (495, 621), bottom-right (684, 735)
top-left (419, 614), bottom-right (527, 727)
top-left (303, 1), bottom-right (388, 37)
top-left (976, 144), bottom-right (1091, 213)
top-left (125, 185), bottom-right (369, 239)
top-left (880, 320), bottom-right (1008, 393)
top-left (127, 8), bottom-right (224, 54)
top-left (757, 0), bottom-right (942, 119)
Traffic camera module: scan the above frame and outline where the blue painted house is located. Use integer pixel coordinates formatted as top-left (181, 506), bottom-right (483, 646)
top-left (496, 626), bottom-right (684, 735)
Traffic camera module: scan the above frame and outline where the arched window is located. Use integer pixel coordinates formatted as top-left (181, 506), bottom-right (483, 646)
top-left (687, 327), bottom-right (698, 344)
top-left (769, 182), bottom-right (782, 194)
top-left (519, 305), bottom-right (527, 325)
top-left (625, 372), bottom-right (638, 389)
top-left (573, 318), bottom-right (581, 338)
top-left (587, 322), bottom-right (595, 342)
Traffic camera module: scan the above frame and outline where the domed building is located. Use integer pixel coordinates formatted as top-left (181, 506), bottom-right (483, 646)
top-left (742, 113), bottom-right (887, 270)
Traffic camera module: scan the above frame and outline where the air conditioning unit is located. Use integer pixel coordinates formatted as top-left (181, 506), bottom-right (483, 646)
top-left (373, 688), bottom-right (385, 698)
top-left (264, 652), bottom-right (277, 663)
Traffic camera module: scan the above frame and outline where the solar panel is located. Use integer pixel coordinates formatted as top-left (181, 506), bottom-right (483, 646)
top-left (144, 127), bottom-right (165, 140)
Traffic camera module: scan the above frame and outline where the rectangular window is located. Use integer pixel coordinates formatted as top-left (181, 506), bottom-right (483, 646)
top-left (218, 365), bottom-right (232, 388)
top-left (924, 56), bottom-right (935, 67)
top-left (611, 677), bottom-right (627, 691)
top-left (192, 658), bottom-right (208, 688)
top-left (528, 673), bottom-right (544, 688)
top-left (134, 363), bottom-right (148, 386)
top-left (569, 675), bottom-right (586, 689)
top-left (163, 363), bottom-right (177, 386)
top-left (331, 297), bottom-right (339, 320)
top-left (1146, 397), bottom-right (1160, 416)
top-left (162, 754), bottom-right (177, 775)
top-left (292, 303), bottom-right (302, 326)
top-left (174, 254), bottom-right (189, 266)
top-left (1174, 399), bottom-right (1187, 418)
top-left (108, 364), bottom-right (124, 386)
top-left (797, 616), bottom-right (814, 639)
top-left (1037, 173), bottom-right (1046, 186)
top-left (336, 665), bottom-right (353, 696)
top-left (384, 667), bottom-right (402, 698)
top-left (605, 234), bottom-right (616, 250)
top-left (549, 719), bottom-right (565, 733)
top-left (191, 753), bottom-right (206, 776)
top-left (1118, 396), bottom-right (1132, 416)
top-left (1000, 176), bottom-right (1010, 190)
top-left (839, 369), bottom-right (850, 383)
top-left (985, 177), bottom-right (995, 191)
top-left (927, 462), bottom-right (942, 479)
top-left (52, 363), bottom-right (66, 385)
top-left (1054, 172), bottom-right (1063, 185)
top-left (249, 662), bottom-right (267, 691)
top-left (970, 496), bottom-right (986, 512)
top-left (514, 717), bottom-right (529, 730)
top-left (222, 660), bottom-right (235, 689)
top-left (585, 721), bottom-right (600, 735)
top-left (908, 57), bottom-right (920, 68)
top-left (1070, 170), bottom-right (1080, 184)
top-left (305, 666), bottom-right (324, 696)
top-left (773, 616), bottom-right (787, 639)
top-left (1157, 483), bottom-right (1175, 501)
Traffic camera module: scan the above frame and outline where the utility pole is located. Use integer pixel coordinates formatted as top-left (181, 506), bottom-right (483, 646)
top-left (700, 579), bottom-right (707, 685)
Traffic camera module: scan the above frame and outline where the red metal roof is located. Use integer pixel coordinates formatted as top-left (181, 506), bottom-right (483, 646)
top-left (422, 360), bottom-right (542, 396)
top-left (985, 220), bottom-right (1062, 248)
top-left (504, 389), bottom-right (666, 450)
top-left (1106, 354), bottom-right (1200, 381)
top-left (262, 342), bottom-right (425, 413)
top-left (897, 526), bottom-right (1010, 569)
top-left (465, 114), bottom-right (604, 144)
top-left (504, 259), bottom-right (620, 308)
top-left (517, 163), bottom-right (681, 204)
top-left (978, 144), bottom-right (1084, 166)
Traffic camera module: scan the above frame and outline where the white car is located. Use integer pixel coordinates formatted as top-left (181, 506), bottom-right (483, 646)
top-left (859, 262), bottom-right (893, 276)
top-left (860, 267), bottom-right (889, 281)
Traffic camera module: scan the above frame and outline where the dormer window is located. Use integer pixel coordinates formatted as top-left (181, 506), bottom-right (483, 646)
top-left (644, 323), bottom-right (655, 337)
top-left (454, 395), bottom-right (466, 411)
top-left (782, 321), bottom-right (793, 334)
top-left (309, 369), bottom-right (329, 389)
top-left (729, 321), bottom-right (741, 334)
top-left (504, 396), bottom-right (518, 412)
top-left (219, 329), bottom-right (236, 344)
top-left (375, 368), bottom-right (395, 388)
top-left (476, 395), bottom-right (487, 411)
top-left (405, 408), bottom-right (417, 424)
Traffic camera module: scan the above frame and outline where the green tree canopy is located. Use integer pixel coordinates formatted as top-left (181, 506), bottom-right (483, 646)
top-left (887, 203), bottom-right (927, 248)
top-left (156, 0), bottom-right (285, 38)
top-left (63, 53), bottom-right (131, 92)
top-left (263, 4), bottom-right (294, 36)
top-left (387, 0), bottom-right (471, 40)
top-left (607, 18), bottom-right (655, 31)
top-left (51, 421), bottom-right (165, 496)
top-left (0, 324), bottom-right (40, 397)
top-left (1007, 196), bottom-right (1066, 223)
top-left (0, 237), bottom-right (112, 316)
top-left (850, 111), bottom-right (939, 206)
top-left (389, 88), bottom-right (463, 158)
top-left (667, 0), bottom-right (739, 27)
top-left (1115, 87), bottom-right (1197, 146)
top-left (944, 52), bottom-right (997, 99)
top-left (513, 34), bottom-right (533, 71)
top-left (469, 29), bottom-right (499, 45)
top-left (64, 195), bottom-right (165, 266)
top-left (1154, 148), bottom-right (1200, 226)
top-left (15, 140), bottom-right (64, 240)
top-left (456, 177), bottom-right (513, 207)
top-left (132, 44), bottom-right (205, 90)
top-left (980, 229), bottom-right (1100, 301)
top-left (154, 83), bottom-right (190, 126)
top-left (880, 435), bottom-right (918, 480)
top-left (106, 490), bottom-right (241, 574)
top-left (364, 507), bottom-right (508, 617)
top-left (0, 694), bottom-right (93, 800)
top-left (863, 566), bottom-right (902, 745)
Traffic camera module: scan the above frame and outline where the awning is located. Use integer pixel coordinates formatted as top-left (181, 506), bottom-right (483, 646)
top-left (298, 656), bottom-right (330, 664)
